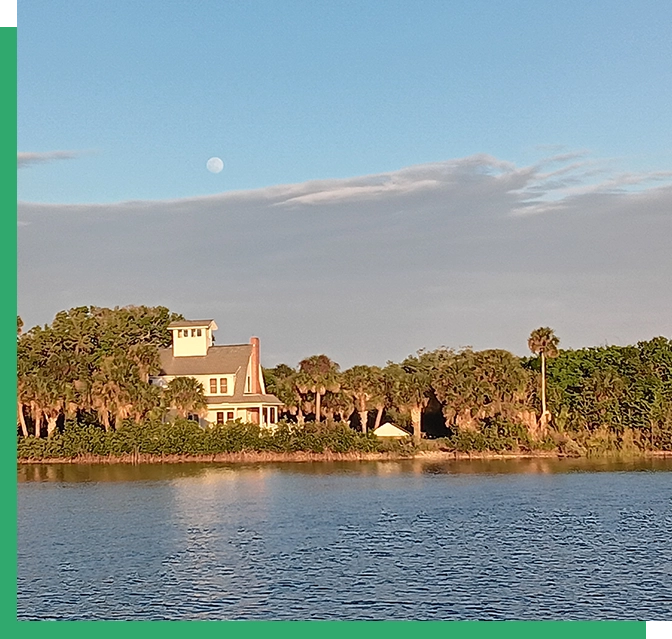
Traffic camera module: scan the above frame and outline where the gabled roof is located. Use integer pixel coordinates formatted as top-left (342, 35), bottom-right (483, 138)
top-left (168, 319), bottom-right (217, 329)
top-left (373, 422), bottom-right (411, 438)
top-left (159, 344), bottom-right (251, 376)
top-left (158, 344), bottom-right (281, 404)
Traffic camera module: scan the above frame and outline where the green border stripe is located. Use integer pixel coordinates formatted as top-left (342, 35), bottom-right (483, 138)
top-left (2, 24), bottom-right (17, 627)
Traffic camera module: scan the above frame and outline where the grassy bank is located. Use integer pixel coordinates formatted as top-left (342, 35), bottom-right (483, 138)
top-left (16, 419), bottom-right (671, 464)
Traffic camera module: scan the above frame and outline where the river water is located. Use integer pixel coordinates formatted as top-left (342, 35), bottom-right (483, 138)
top-left (17, 457), bottom-right (672, 620)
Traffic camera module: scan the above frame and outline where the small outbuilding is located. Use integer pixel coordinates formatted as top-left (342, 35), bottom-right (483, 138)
top-left (372, 422), bottom-right (411, 439)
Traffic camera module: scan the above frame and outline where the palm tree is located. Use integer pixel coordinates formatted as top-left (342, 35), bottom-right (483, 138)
top-left (341, 365), bottom-right (380, 433)
top-left (370, 367), bottom-right (388, 432)
top-left (323, 389), bottom-right (356, 425)
top-left (385, 358), bottom-right (432, 444)
top-left (91, 373), bottom-right (121, 432)
top-left (164, 377), bottom-right (207, 420)
top-left (297, 355), bottom-right (340, 423)
top-left (264, 364), bottom-right (302, 422)
top-left (528, 327), bottom-right (560, 424)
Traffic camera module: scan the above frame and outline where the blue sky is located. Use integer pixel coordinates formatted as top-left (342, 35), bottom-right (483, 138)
top-left (18, 1), bottom-right (672, 365)
top-left (19, 1), bottom-right (672, 202)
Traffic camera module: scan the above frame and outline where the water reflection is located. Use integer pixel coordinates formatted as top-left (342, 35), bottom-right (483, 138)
top-left (17, 456), bottom-right (672, 483)
top-left (17, 456), bottom-right (672, 620)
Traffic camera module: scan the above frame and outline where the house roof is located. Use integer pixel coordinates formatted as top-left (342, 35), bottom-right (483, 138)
top-left (159, 344), bottom-right (251, 376)
top-left (158, 344), bottom-right (281, 404)
top-left (168, 319), bottom-right (217, 329)
top-left (373, 422), bottom-right (411, 438)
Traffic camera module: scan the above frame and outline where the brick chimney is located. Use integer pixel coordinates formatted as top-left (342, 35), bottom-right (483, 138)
top-left (250, 336), bottom-right (261, 394)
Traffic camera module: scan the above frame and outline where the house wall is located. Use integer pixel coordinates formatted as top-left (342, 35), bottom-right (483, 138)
top-left (153, 374), bottom-right (236, 396)
top-left (171, 327), bottom-right (212, 357)
top-left (206, 404), bottom-right (278, 426)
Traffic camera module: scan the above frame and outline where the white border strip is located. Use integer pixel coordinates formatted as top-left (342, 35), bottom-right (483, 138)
top-left (0, 0), bottom-right (17, 28)
top-left (647, 621), bottom-right (672, 639)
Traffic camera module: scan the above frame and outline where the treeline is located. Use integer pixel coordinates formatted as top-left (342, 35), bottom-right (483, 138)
top-left (266, 331), bottom-right (672, 452)
top-left (16, 305), bottom-right (672, 457)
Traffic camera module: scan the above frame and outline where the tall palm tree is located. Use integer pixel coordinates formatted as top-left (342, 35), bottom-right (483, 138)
top-left (528, 327), bottom-right (560, 423)
top-left (341, 365), bottom-right (379, 433)
top-left (385, 359), bottom-right (432, 444)
top-left (297, 355), bottom-right (340, 423)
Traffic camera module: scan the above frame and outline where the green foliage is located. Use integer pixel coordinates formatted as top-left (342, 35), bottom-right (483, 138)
top-left (16, 303), bottom-right (672, 456)
top-left (447, 417), bottom-right (533, 453)
top-left (542, 338), bottom-right (672, 443)
top-left (17, 418), bottom-right (389, 460)
top-left (17, 436), bottom-right (51, 460)
top-left (18, 305), bottom-right (183, 437)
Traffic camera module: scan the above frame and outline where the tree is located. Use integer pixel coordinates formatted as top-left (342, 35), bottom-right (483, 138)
top-left (297, 355), bottom-right (340, 423)
top-left (322, 389), bottom-right (356, 425)
top-left (16, 305), bottom-right (182, 436)
top-left (164, 377), bottom-right (207, 420)
top-left (341, 365), bottom-right (380, 433)
top-left (431, 347), bottom-right (532, 434)
top-left (265, 364), bottom-right (307, 423)
top-left (528, 327), bottom-right (560, 424)
top-left (369, 367), bottom-right (388, 431)
top-left (385, 358), bottom-right (432, 443)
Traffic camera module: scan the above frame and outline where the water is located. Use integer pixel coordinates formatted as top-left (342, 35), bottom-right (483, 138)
top-left (17, 458), bottom-right (672, 620)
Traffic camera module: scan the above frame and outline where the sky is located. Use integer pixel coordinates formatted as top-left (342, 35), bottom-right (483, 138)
top-left (17, 1), bottom-right (672, 367)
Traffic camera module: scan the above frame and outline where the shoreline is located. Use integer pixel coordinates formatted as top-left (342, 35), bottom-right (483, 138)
top-left (16, 449), bottom-right (672, 465)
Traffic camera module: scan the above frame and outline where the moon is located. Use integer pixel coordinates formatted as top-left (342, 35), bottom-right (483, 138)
top-left (206, 157), bottom-right (224, 173)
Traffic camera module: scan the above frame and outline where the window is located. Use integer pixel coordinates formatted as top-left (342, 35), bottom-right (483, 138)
top-left (190, 329), bottom-right (195, 337)
top-left (246, 377), bottom-right (251, 393)
top-left (197, 328), bottom-right (202, 336)
top-left (177, 330), bottom-right (182, 338)
top-left (219, 378), bottom-right (228, 394)
top-left (270, 407), bottom-right (276, 423)
top-left (210, 378), bottom-right (217, 394)
top-left (226, 411), bottom-right (234, 421)
top-left (263, 407), bottom-right (268, 423)
top-left (216, 412), bottom-right (224, 425)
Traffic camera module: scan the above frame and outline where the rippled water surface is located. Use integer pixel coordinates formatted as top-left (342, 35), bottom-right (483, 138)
top-left (17, 458), bottom-right (672, 620)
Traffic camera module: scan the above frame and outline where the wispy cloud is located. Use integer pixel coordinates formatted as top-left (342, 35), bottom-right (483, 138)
top-left (17, 150), bottom-right (87, 168)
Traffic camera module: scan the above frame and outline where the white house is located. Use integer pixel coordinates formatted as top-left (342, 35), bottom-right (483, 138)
top-left (150, 319), bottom-right (283, 427)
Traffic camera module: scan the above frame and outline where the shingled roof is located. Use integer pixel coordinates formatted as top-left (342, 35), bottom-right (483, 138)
top-left (159, 344), bottom-right (251, 376)
top-left (158, 344), bottom-right (281, 403)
